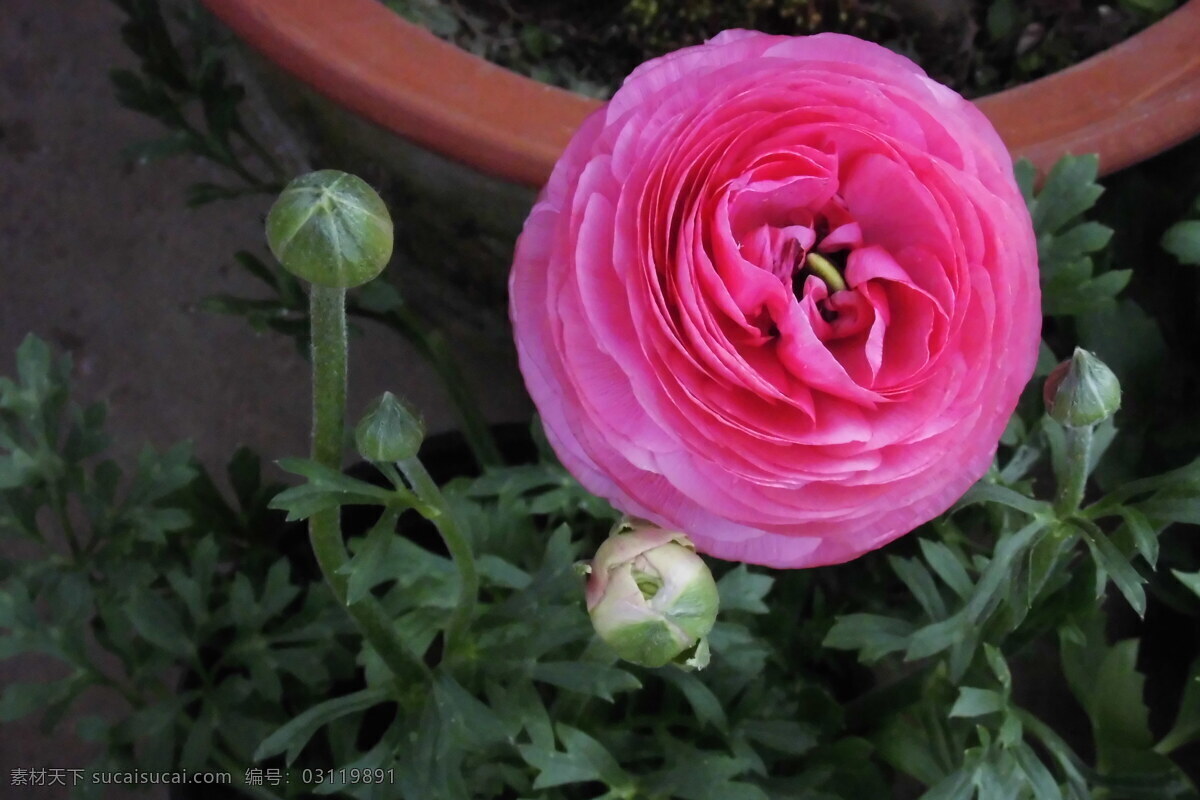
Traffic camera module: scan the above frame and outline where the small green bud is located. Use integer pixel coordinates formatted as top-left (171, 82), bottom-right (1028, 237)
top-left (355, 392), bottom-right (424, 462)
top-left (584, 520), bottom-right (719, 669)
top-left (265, 170), bottom-right (393, 288)
top-left (1043, 348), bottom-right (1121, 428)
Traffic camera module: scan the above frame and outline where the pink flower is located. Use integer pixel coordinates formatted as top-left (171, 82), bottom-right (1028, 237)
top-left (509, 31), bottom-right (1040, 568)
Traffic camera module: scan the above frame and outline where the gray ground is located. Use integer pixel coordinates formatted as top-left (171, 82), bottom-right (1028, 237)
top-left (0, 0), bottom-right (530, 795)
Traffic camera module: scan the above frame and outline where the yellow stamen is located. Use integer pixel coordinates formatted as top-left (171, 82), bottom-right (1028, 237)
top-left (804, 252), bottom-right (847, 293)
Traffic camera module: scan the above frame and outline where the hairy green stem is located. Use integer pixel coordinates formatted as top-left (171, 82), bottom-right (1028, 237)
top-left (308, 285), bottom-right (429, 683)
top-left (400, 456), bottom-right (478, 663)
top-left (1055, 424), bottom-right (1094, 516)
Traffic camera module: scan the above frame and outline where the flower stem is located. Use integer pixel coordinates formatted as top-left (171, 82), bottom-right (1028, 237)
top-left (308, 285), bottom-right (429, 682)
top-left (1055, 423), bottom-right (1094, 516)
top-left (400, 455), bottom-right (478, 663)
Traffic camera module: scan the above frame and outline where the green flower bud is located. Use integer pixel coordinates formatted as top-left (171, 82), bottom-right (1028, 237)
top-left (266, 170), bottom-right (393, 288)
top-left (355, 392), bottom-right (424, 463)
top-left (584, 520), bottom-right (719, 669)
top-left (1043, 348), bottom-right (1122, 428)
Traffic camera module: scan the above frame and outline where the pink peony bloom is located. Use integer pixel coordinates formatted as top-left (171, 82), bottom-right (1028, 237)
top-left (510, 31), bottom-right (1041, 568)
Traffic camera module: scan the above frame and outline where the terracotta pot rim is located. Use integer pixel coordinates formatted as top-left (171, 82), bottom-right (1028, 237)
top-left (202, 0), bottom-right (1200, 185)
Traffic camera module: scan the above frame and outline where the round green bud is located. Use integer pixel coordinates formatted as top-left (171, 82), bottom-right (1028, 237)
top-left (355, 392), bottom-right (424, 463)
top-left (584, 520), bottom-right (719, 669)
top-left (265, 170), bottom-right (393, 288)
top-left (1044, 348), bottom-right (1122, 428)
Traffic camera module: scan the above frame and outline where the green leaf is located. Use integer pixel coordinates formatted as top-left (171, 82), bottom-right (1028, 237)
top-left (269, 458), bottom-right (408, 521)
top-left (957, 482), bottom-right (1051, 518)
top-left (180, 704), bottom-right (215, 770)
top-left (529, 661), bottom-right (641, 701)
top-left (485, 677), bottom-right (554, 751)
top-left (1032, 155), bottom-right (1103, 235)
top-left (1042, 221), bottom-right (1113, 264)
top-left (980, 647), bottom-right (1011, 695)
top-left (230, 572), bottom-right (258, 630)
top-left (646, 748), bottom-right (767, 800)
top-left (1089, 640), bottom-right (1155, 765)
top-left (1172, 569), bottom-right (1200, 600)
top-left (1117, 507), bottom-right (1159, 569)
top-left (259, 558), bottom-right (300, 618)
top-left (340, 509), bottom-right (403, 605)
top-left (823, 614), bottom-right (915, 662)
top-left (432, 674), bottom-right (510, 752)
top-left (165, 570), bottom-right (205, 624)
top-left (476, 555), bottom-right (531, 590)
top-left (1156, 656), bottom-right (1200, 754)
top-left (518, 724), bottom-right (631, 791)
top-left (0, 679), bottom-right (78, 723)
top-left (742, 719), bottom-right (819, 755)
top-left (1139, 493), bottom-right (1200, 526)
top-left (1072, 517), bottom-right (1146, 617)
top-left (1012, 741), bottom-right (1064, 800)
top-left (125, 588), bottom-right (192, 657)
top-left (918, 539), bottom-right (973, 600)
top-left (716, 565), bottom-right (773, 614)
top-left (1162, 219), bottom-right (1200, 265)
top-left (949, 687), bottom-right (1006, 718)
top-left (660, 669), bottom-right (728, 733)
top-left (888, 556), bottom-right (947, 620)
top-left (1014, 160), bottom-right (1037, 205)
top-left (254, 688), bottom-right (390, 764)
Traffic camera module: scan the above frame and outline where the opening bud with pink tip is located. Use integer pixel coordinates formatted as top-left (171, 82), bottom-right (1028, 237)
top-left (583, 519), bottom-right (718, 669)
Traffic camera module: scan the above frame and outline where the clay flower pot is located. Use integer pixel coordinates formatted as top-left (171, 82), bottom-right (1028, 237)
top-left (204, 0), bottom-right (1200, 184)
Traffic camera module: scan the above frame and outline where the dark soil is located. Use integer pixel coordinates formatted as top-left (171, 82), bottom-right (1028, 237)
top-left (387, 0), bottom-right (1176, 99)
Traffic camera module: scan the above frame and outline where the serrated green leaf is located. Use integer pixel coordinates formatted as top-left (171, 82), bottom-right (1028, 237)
top-left (518, 724), bottom-right (631, 791)
top-left (1156, 656), bottom-right (1200, 754)
top-left (486, 677), bottom-right (554, 750)
top-left (646, 748), bottom-right (767, 800)
top-left (476, 555), bottom-right (531, 590)
top-left (1083, 639), bottom-right (1155, 770)
top-left (433, 674), bottom-right (510, 751)
top-left (1033, 155), bottom-right (1103, 234)
top-left (125, 588), bottom-right (192, 657)
top-left (717, 565), bottom-right (773, 614)
top-left (1162, 220), bottom-right (1200, 265)
top-left (1042, 221), bottom-right (1113, 264)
